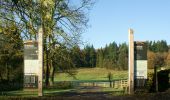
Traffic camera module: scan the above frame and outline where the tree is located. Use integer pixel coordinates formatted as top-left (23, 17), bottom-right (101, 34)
top-left (107, 42), bottom-right (118, 69)
top-left (84, 45), bottom-right (91, 67)
top-left (98, 42), bottom-right (118, 69)
top-left (0, 20), bottom-right (23, 87)
top-left (83, 45), bottom-right (96, 67)
top-left (0, 0), bottom-right (94, 86)
top-left (117, 43), bottom-right (128, 70)
top-left (147, 51), bottom-right (156, 69)
top-left (49, 45), bottom-right (77, 84)
top-left (158, 40), bottom-right (168, 52)
top-left (146, 41), bottom-right (153, 51)
top-left (89, 45), bottom-right (96, 67)
top-left (166, 52), bottom-right (170, 67)
top-left (151, 41), bottom-right (157, 52)
top-left (70, 46), bottom-right (85, 67)
top-left (96, 48), bottom-right (104, 68)
top-left (148, 40), bottom-right (169, 52)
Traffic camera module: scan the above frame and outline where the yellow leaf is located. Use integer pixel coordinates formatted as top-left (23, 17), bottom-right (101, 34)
top-left (43, 0), bottom-right (54, 7)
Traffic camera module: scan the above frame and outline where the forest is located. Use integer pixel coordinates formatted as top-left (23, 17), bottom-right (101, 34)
top-left (71, 40), bottom-right (170, 70)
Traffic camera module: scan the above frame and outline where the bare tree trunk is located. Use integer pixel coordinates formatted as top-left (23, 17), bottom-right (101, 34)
top-left (50, 61), bottom-right (56, 86)
top-left (6, 62), bottom-right (9, 81)
top-left (7, 65), bottom-right (9, 81)
top-left (49, 60), bottom-right (53, 86)
top-left (49, 34), bottom-right (56, 86)
top-left (0, 73), bottom-right (2, 81)
top-left (45, 41), bottom-right (50, 87)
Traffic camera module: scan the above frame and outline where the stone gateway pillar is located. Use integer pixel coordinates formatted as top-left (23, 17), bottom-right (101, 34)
top-left (128, 29), bottom-right (134, 94)
top-left (38, 28), bottom-right (43, 96)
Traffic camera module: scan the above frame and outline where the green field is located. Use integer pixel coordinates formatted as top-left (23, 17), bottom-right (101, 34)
top-left (0, 68), bottom-right (155, 97)
top-left (55, 68), bottom-right (128, 81)
top-left (0, 68), bottom-right (128, 97)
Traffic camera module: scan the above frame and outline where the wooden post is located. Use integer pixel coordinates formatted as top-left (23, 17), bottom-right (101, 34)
top-left (38, 28), bottom-right (43, 96)
top-left (128, 29), bottom-right (134, 94)
top-left (155, 66), bottom-right (158, 92)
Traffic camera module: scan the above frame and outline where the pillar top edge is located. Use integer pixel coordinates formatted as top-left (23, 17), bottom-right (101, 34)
top-left (129, 28), bottom-right (134, 33)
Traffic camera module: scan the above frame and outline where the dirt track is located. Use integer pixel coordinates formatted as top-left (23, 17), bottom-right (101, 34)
top-left (7, 92), bottom-right (170, 100)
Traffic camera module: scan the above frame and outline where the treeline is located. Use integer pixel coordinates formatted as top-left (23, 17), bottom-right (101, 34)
top-left (71, 42), bottom-right (128, 70)
top-left (147, 40), bottom-right (169, 52)
top-left (147, 40), bottom-right (170, 69)
top-left (71, 40), bottom-right (170, 70)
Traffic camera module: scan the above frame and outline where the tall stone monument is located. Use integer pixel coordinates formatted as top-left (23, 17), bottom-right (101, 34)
top-left (128, 29), bottom-right (148, 94)
top-left (38, 28), bottom-right (43, 96)
top-left (128, 29), bottom-right (134, 94)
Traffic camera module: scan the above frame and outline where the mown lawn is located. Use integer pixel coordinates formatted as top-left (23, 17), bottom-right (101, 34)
top-left (55, 68), bottom-right (128, 81)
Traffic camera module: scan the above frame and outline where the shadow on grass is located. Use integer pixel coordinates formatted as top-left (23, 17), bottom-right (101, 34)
top-left (1, 86), bottom-right (170, 100)
top-left (0, 87), bottom-right (125, 97)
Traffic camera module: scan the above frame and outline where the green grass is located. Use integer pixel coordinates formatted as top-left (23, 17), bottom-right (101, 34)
top-left (55, 68), bottom-right (128, 81)
top-left (0, 87), bottom-right (125, 97)
top-left (0, 68), bottom-right (128, 97)
top-left (0, 89), bottom-right (74, 97)
top-left (0, 68), bottom-right (157, 98)
top-left (0, 89), bottom-right (38, 97)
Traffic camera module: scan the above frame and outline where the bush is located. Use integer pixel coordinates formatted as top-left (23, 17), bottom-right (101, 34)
top-left (158, 69), bottom-right (170, 92)
top-left (146, 72), bottom-right (154, 92)
top-left (146, 69), bottom-right (170, 92)
top-left (0, 80), bottom-right (23, 92)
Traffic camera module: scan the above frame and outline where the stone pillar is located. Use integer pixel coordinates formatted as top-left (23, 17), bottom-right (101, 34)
top-left (128, 29), bottom-right (134, 94)
top-left (38, 28), bottom-right (43, 96)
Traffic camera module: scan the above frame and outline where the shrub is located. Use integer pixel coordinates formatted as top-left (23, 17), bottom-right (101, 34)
top-left (146, 72), bottom-right (154, 92)
top-left (157, 69), bottom-right (170, 92)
